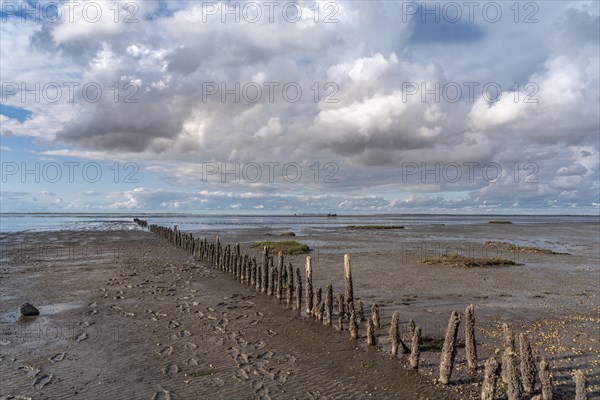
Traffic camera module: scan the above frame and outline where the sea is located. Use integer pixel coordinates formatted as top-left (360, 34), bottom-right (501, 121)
top-left (0, 213), bottom-right (598, 234)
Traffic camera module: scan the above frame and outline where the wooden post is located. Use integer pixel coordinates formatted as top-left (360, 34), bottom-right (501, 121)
top-left (261, 246), bottom-right (269, 293)
top-left (348, 301), bottom-right (358, 339)
top-left (574, 370), bottom-right (587, 400)
top-left (519, 332), bottom-right (536, 394)
top-left (344, 254), bottom-right (354, 308)
top-left (389, 311), bottom-right (400, 357)
top-left (337, 293), bottom-right (345, 330)
top-left (295, 267), bottom-right (302, 312)
top-left (286, 262), bottom-right (293, 309)
top-left (502, 323), bottom-right (516, 384)
top-left (504, 349), bottom-right (522, 400)
top-left (409, 325), bottom-right (421, 369)
top-left (358, 300), bottom-right (365, 323)
top-left (325, 283), bottom-right (333, 326)
top-left (438, 311), bottom-right (460, 385)
top-left (277, 251), bottom-right (284, 300)
top-left (481, 357), bottom-right (499, 400)
top-left (268, 257), bottom-right (275, 296)
top-left (315, 287), bottom-right (322, 321)
top-left (464, 304), bottom-right (477, 374)
top-left (367, 318), bottom-right (376, 346)
top-left (255, 256), bottom-right (261, 292)
top-left (371, 303), bottom-right (380, 329)
top-left (305, 256), bottom-right (313, 316)
top-left (408, 319), bottom-right (416, 336)
top-left (539, 358), bottom-right (553, 400)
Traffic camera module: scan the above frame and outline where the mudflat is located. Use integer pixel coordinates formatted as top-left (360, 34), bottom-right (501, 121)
top-left (0, 221), bottom-right (598, 399)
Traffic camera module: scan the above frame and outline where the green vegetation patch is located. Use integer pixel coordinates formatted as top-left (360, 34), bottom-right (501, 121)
top-left (422, 253), bottom-right (517, 268)
top-left (489, 220), bottom-right (512, 224)
top-left (484, 241), bottom-right (569, 255)
top-left (251, 240), bottom-right (310, 255)
top-left (347, 225), bottom-right (405, 230)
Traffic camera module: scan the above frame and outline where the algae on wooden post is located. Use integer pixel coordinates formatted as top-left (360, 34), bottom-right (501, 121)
top-left (481, 357), bottom-right (499, 400)
top-left (348, 301), bottom-right (358, 339)
top-left (464, 304), bottom-right (477, 373)
top-left (371, 303), bottom-right (380, 329)
top-left (574, 370), bottom-right (588, 400)
top-left (409, 325), bottom-right (421, 369)
top-left (305, 256), bottom-right (313, 316)
top-left (389, 311), bottom-right (400, 357)
top-left (519, 332), bottom-right (536, 394)
top-left (438, 311), bottom-right (460, 385)
top-left (344, 254), bottom-right (354, 307)
top-left (325, 283), bottom-right (333, 326)
top-left (367, 318), bottom-right (376, 346)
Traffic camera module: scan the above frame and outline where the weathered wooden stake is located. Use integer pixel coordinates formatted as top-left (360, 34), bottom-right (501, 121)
top-left (315, 287), bottom-right (322, 321)
top-left (325, 283), bottom-right (333, 326)
top-left (344, 254), bottom-right (354, 308)
top-left (504, 349), bottom-right (522, 400)
top-left (338, 293), bottom-right (345, 330)
top-left (295, 267), bottom-right (302, 312)
top-left (358, 300), bottom-right (365, 322)
top-left (268, 257), bottom-right (275, 296)
top-left (408, 319), bottom-right (416, 336)
top-left (502, 323), bottom-right (516, 384)
top-left (389, 311), bottom-right (400, 357)
top-left (481, 357), bottom-right (499, 400)
top-left (277, 251), bottom-right (284, 300)
top-left (438, 310), bottom-right (460, 385)
top-left (286, 262), bottom-right (293, 309)
top-left (367, 318), bottom-right (376, 346)
top-left (574, 370), bottom-right (588, 400)
top-left (371, 303), bottom-right (380, 329)
top-left (409, 325), bottom-right (421, 369)
top-left (348, 301), bottom-right (358, 339)
top-left (539, 358), bottom-right (553, 400)
top-left (305, 256), bottom-right (313, 316)
top-left (519, 332), bottom-right (536, 394)
top-left (261, 246), bottom-right (269, 293)
top-left (464, 304), bottom-right (477, 374)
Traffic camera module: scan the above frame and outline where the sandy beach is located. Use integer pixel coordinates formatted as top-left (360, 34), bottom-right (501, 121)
top-left (0, 221), bottom-right (598, 399)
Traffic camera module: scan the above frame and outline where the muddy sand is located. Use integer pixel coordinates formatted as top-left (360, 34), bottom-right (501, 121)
top-left (0, 223), bottom-right (598, 399)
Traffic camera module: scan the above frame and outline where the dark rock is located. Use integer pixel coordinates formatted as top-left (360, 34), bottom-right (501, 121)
top-left (20, 302), bottom-right (40, 316)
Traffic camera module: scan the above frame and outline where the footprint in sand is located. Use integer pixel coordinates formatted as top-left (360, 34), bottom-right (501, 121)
top-left (213, 377), bottom-right (225, 387)
top-left (18, 365), bottom-right (40, 377)
top-left (32, 373), bottom-right (52, 390)
top-left (184, 342), bottom-right (197, 351)
top-left (74, 333), bottom-right (88, 342)
top-left (161, 363), bottom-right (179, 376)
top-left (87, 310), bottom-right (98, 316)
top-left (178, 330), bottom-right (191, 338)
top-left (167, 321), bottom-right (180, 329)
top-left (234, 369), bottom-right (249, 381)
top-left (50, 353), bottom-right (65, 363)
top-left (153, 386), bottom-right (172, 400)
top-left (160, 346), bottom-right (173, 356)
top-left (254, 383), bottom-right (271, 400)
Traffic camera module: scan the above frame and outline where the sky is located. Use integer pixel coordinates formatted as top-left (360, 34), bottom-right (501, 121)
top-left (0, 0), bottom-right (599, 214)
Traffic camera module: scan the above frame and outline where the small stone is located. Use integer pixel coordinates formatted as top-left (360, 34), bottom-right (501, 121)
top-left (20, 302), bottom-right (40, 316)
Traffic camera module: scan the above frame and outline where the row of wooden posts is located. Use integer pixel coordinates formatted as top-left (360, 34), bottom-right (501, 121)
top-left (137, 219), bottom-right (589, 400)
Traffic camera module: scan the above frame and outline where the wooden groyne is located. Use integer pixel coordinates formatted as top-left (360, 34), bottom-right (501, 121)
top-left (135, 218), bottom-right (585, 399)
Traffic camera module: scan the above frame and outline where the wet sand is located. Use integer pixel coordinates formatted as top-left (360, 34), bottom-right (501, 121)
top-left (0, 222), bottom-right (598, 399)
